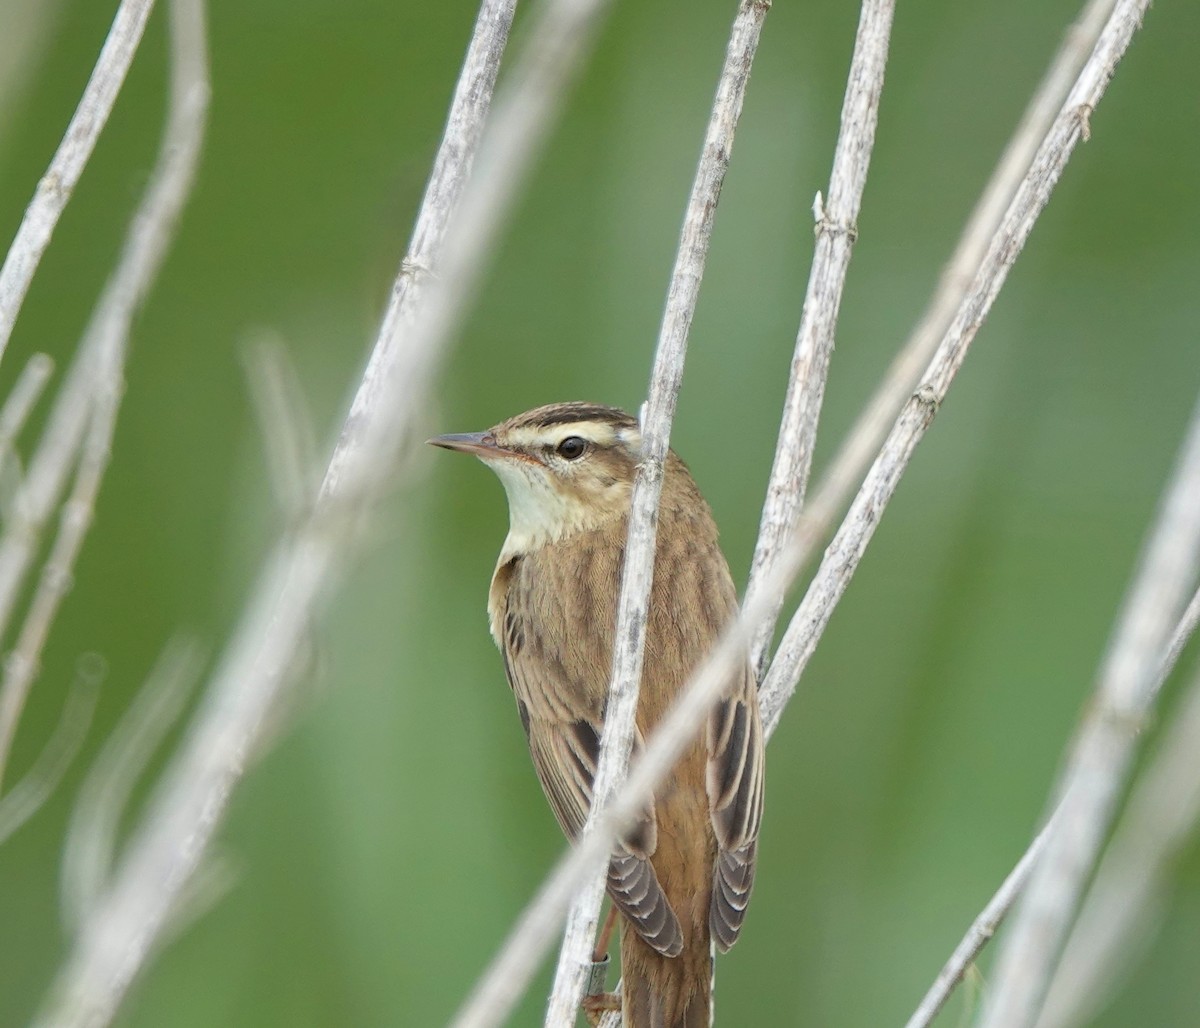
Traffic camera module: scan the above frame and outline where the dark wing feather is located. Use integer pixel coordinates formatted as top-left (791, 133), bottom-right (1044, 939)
top-left (608, 852), bottom-right (684, 957)
top-left (526, 721), bottom-right (682, 957)
top-left (507, 627), bottom-right (683, 957)
top-left (706, 662), bottom-right (765, 952)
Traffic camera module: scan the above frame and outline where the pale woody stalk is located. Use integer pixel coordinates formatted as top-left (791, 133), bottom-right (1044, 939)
top-left (459, 0), bottom-right (1151, 1021)
top-left (0, 349), bottom-right (94, 653)
top-left (0, 0), bottom-right (164, 675)
top-left (0, 353), bottom-right (53, 512)
top-left (745, 0), bottom-right (894, 678)
top-left (542, 3), bottom-right (771, 1025)
top-left (766, 6), bottom-right (1153, 998)
top-left (895, 0), bottom-right (1150, 1018)
top-left (1155, 587), bottom-right (1200, 704)
top-left (0, 0), bottom-right (157, 366)
top-left (0, 329), bottom-right (91, 818)
top-left (37, 0), bottom-right (520, 1007)
top-left (242, 336), bottom-right (321, 523)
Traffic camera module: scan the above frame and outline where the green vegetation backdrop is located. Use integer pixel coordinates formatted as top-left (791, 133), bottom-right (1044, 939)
top-left (1, 0), bottom-right (1198, 1025)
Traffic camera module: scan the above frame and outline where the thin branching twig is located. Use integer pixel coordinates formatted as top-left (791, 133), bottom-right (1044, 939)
top-left (0, 0), bottom-right (156, 366)
top-left (3, 385), bottom-right (156, 793)
top-left (979, 389), bottom-right (1200, 1027)
top-left (0, 0), bottom-right (209, 793)
top-left (541, 3), bottom-right (771, 1024)
top-left (745, 0), bottom-right (894, 677)
top-left (0, 371), bottom-right (89, 655)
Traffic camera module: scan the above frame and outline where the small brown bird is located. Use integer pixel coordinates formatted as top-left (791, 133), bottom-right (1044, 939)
top-left (431, 402), bottom-right (764, 1028)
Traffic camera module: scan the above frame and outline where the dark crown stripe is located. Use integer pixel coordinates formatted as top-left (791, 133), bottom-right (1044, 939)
top-left (506, 402), bottom-right (637, 432)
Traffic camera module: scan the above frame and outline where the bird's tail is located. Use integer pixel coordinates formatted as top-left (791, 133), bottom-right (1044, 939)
top-left (620, 919), bottom-right (713, 1028)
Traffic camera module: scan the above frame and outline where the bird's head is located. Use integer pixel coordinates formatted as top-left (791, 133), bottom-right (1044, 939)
top-left (429, 402), bottom-right (644, 553)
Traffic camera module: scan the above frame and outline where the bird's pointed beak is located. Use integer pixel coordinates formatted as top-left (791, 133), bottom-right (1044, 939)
top-left (427, 431), bottom-right (503, 459)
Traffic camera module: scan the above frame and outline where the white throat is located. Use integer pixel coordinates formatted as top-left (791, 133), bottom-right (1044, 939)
top-left (489, 458), bottom-right (589, 559)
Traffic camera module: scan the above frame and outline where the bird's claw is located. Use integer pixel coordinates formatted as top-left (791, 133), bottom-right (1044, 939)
top-left (581, 991), bottom-right (621, 1026)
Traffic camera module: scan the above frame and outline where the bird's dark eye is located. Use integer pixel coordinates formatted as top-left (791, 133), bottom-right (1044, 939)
top-left (556, 436), bottom-right (588, 460)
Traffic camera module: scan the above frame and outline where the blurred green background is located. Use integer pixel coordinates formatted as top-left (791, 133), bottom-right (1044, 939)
top-left (1, 0), bottom-right (1198, 1025)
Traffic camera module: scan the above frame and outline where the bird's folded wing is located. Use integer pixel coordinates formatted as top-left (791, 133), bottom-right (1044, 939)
top-left (706, 664), bottom-right (765, 952)
top-left (527, 717), bottom-right (682, 957)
